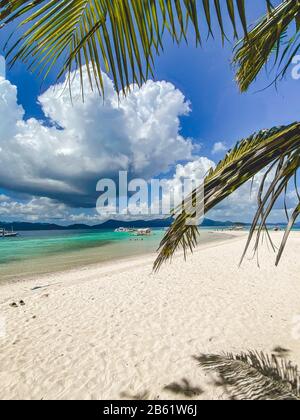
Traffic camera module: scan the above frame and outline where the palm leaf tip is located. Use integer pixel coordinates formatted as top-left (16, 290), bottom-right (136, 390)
top-left (233, 0), bottom-right (300, 92)
top-left (196, 352), bottom-right (300, 400)
top-left (154, 122), bottom-right (300, 271)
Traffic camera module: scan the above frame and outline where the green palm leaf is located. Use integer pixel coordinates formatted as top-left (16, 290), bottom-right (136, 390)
top-left (196, 351), bottom-right (300, 400)
top-left (0, 0), bottom-right (267, 96)
top-left (154, 122), bottom-right (300, 271)
top-left (234, 0), bottom-right (300, 91)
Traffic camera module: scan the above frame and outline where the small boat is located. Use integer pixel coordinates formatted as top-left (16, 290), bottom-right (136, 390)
top-left (0, 227), bottom-right (19, 238)
top-left (114, 227), bottom-right (126, 232)
top-left (114, 227), bottom-right (132, 233)
top-left (114, 227), bottom-right (137, 233)
top-left (135, 228), bottom-right (152, 236)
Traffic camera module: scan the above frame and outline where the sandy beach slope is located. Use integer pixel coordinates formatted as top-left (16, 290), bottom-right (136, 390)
top-left (0, 231), bottom-right (299, 400)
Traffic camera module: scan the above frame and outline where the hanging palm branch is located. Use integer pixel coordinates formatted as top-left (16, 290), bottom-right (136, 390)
top-left (1, 1), bottom-right (299, 95)
top-left (234, 0), bottom-right (300, 91)
top-left (240, 154), bottom-right (300, 267)
top-left (0, 0), bottom-right (267, 97)
top-left (154, 122), bottom-right (300, 271)
top-left (196, 351), bottom-right (300, 400)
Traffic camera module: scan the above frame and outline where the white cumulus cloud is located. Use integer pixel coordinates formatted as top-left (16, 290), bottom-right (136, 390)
top-left (0, 66), bottom-right (296, 224)
top-left (0, 67), bottom-right (193, 208)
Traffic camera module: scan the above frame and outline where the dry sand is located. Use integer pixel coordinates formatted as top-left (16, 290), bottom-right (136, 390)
top-left (0, 231), bottom-right (299, 400)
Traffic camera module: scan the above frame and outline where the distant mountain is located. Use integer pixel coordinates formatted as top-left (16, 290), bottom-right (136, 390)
top-left (97, 218), bottom-right (174, 229)
top-left (0, 218), bottom-right (295, 231)
top-left (0, 219), bottom-right (174, 231)
top-left (0, 221), bottom-right (69, 231)
top-left (200, 219), bottom-right (248, 227)
top-left (98, 218), bottom-right (253, 229)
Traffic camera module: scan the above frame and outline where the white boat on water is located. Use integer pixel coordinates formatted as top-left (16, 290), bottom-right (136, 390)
top-left (0, 227), bottom-right (19, 238)
top-left (114, 227), bottom-right (136, 233)
top-left (114, 227), bottom-right (127, 232)
top-left (114, 227), bottom-right (152, 236)
top-left (135, 228), bottom-right (152, 236)
top-left (114, 227), bottom-right (133, 233)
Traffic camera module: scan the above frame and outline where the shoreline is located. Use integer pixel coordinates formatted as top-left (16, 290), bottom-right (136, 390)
top-left (0, 230), bottom-right (235, 286)
top-left (1, 231), bottom-right (299, 400)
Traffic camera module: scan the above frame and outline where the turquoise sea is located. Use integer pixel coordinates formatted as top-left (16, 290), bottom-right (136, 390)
top-left (1, 227), bottom-right (298, 282)
top-left (0, 228), bottom-right (225, 282)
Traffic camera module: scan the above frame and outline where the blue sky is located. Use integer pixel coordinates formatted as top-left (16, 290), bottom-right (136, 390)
top-left (3, 0), bottom-right (299, 150)
top-left (0, 1), bottom-right (299, 224)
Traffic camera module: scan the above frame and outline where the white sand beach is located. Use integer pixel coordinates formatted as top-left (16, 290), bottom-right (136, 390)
top-left (0, 231), bottom-right (300, 400)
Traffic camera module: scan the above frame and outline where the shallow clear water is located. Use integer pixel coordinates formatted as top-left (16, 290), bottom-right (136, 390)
top-left (0, 228), bottom-right (226, 282)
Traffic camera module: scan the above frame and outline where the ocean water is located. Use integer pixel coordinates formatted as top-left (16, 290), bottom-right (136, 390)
top-left (0, 228), bottom-right (226, 282)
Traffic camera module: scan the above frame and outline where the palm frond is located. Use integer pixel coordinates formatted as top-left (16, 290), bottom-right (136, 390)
top-left (0, 0), bottom-right (270, 96)
top-left (234, 0), bottom-right (300, 92)
top-left (154, 122), bottom-right (300, 271)
top-left (196, 351), bottom-right (300, 400)
top-left (240, 154), bottom-right (300, 267)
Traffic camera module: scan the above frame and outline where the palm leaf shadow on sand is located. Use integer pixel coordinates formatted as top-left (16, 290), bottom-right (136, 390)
top-left (164, 378), bottom-right (203, 398)
top-left (195, 351), bottom-right (300, 400)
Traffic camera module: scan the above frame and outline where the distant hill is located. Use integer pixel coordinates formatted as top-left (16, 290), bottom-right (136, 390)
top-left (0, 222), bottom-right (68, 231)
top-left (0, 218), bottom-right (296, 231)
top-left (201, 219), bottom-right (248, 227)
top-left (0, 219), bottom-right (174, 231)
top-left (98, 218), bottom-right (174, 229)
